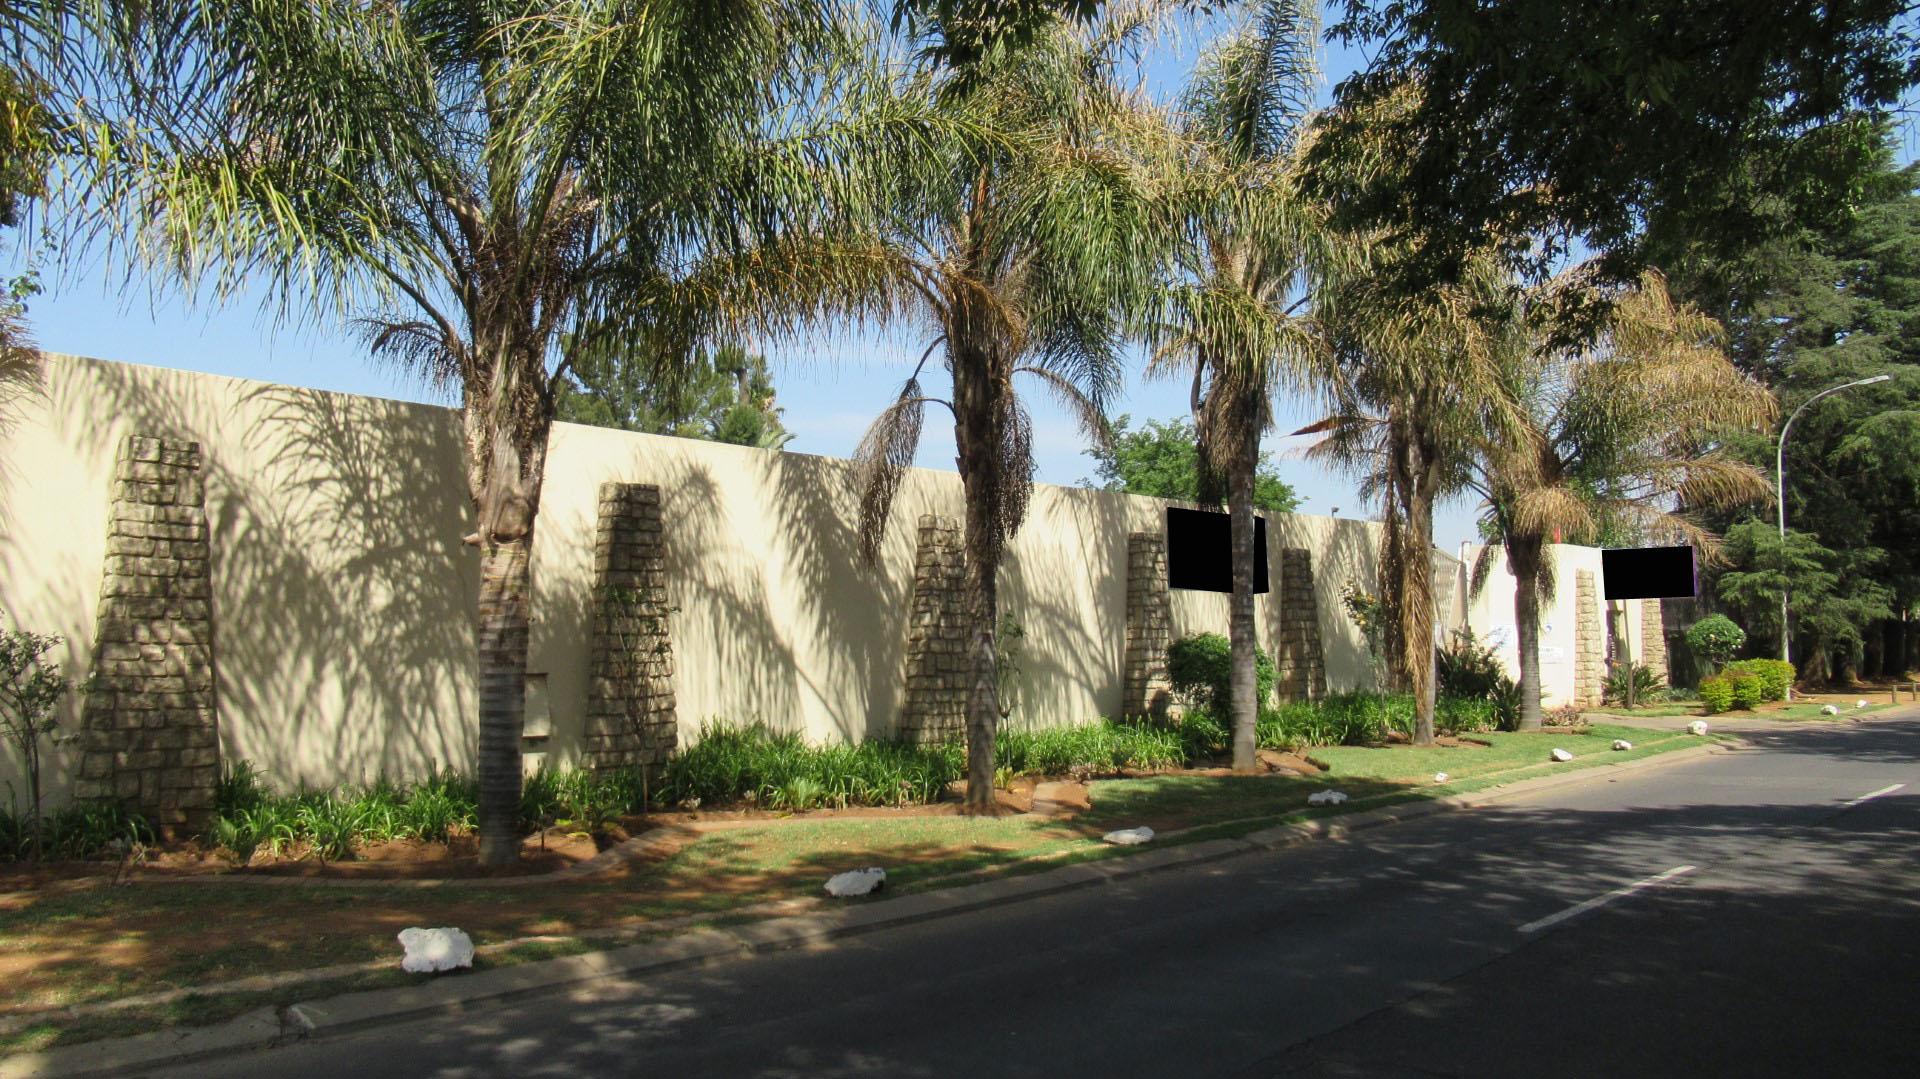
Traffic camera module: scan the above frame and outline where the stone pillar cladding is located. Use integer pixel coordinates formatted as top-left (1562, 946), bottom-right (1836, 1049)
top-left (1639, 599), bottom-right (1668, 683)
top-left (584, 483), bottom-right (678, 773)
top-left (1122, 532), bottom-right (1173, 718)
top-left (899, 515), bottom-right (969, 744)
top-left (1274, 548), bottom-right (1329, 701)
top-left (76, 436), bottom-right (219, 834)
top-left (1574, 570), bottom-right (1604, 706)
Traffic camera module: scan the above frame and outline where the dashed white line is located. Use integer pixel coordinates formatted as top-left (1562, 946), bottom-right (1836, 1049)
top-left (1843, 783), bottom-right (1905, 808)
top-left (1518, 865), bottom-right (1697, 934)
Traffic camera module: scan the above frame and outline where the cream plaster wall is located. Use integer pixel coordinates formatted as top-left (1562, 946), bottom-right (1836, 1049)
top-left (4, 354), bottom-right (1461, 801)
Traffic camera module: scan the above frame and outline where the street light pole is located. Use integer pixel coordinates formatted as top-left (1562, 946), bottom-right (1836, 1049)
top-left (1775, 374), bottom-right (1891, 697)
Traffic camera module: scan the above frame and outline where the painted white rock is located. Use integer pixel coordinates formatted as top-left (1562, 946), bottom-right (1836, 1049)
top-left (824, 867), bottom-right (886, 897)
top-left (1550, 748), bottom-right (1575, 762)
top-left (1307, 790), bottom-right (1349, 807)
top-left (1433, 772), bottom-right (1450, 783)
top-left (398, 927), bottom-right (474, 974)
top-left (1102, 827), bottom-right (1155, 846)
top-left (1856, 699), bottom-right (1869, 709)
top-left (1821, 704), bottom-right (1840, 716)
top-left (1612, 739), bottom-right (1633, 751)
top-left (1687, 720), bottom-right (1710, 737)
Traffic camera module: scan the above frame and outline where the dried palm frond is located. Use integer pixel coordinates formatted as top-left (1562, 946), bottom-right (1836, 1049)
top-left (853, 377), bottom-right (931, 566)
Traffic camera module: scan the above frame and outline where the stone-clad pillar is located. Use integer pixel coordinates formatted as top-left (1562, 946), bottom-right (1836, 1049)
top-left (899, 515), bottom-right (968, 744)
top-left (584, 483), bottom-right (678, 772)
top-left (1575, 570), bottom-right (1603, 706)
top-left (1274, 548), bottom-right (1328, 701)
top-left (1123, 532), bottom-right (1173, 718)
top-left (76, 435), bottom-right (219, 834)
top-left (1640, 599), bottom-right (1668, 683)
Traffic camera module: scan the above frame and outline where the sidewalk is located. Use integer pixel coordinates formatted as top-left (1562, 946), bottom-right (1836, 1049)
top-left (0, 735), bottom-right (1737, 1079)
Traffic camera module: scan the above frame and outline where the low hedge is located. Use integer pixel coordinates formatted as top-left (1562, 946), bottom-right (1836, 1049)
top-left (1724, 658), bottom-right (1794, 701)
top-left (1699, 674), bottom-right (1735, 714)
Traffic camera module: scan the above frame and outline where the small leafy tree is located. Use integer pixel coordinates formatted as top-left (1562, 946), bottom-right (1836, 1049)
top-left (0, 627), bottom-right (70, 859)
top-left (1080, 415), bottom-right (1298, 512)
top-left (1685, 614), bottom-right (1747, 675)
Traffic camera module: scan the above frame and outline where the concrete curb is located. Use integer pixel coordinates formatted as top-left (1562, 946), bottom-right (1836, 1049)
top-left (0, 740), bottom-right (1730, 1078)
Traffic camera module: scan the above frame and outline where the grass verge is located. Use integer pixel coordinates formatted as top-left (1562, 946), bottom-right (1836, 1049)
top-left (0, 724), bottom-right (1703, 1055)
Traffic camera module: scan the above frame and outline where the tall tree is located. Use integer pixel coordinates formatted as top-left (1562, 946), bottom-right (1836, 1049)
top-left (853, 4), bottom-right (1158, 807)
top-left (72, 0), bottom-right (938, 864)
top-left (1713, 521), bottom-right (1896, 683)
top-left (1468, 270), bottom-right (1776, 728)
top-left (1658, 132), bottom-right (1920, 678)
top-left (1142, 0), bottom-right (1348, 769)
top-left (1318, 1), bottom-right (1918, 294)
top-left (557, 341), bottom-right (794, 449)
top-left (1306, 252), bottom-right (1509, 743)
top-left (1080, 414), bottom-right (1298, 512)
top-left (0, 2), bottom-right (62, 414)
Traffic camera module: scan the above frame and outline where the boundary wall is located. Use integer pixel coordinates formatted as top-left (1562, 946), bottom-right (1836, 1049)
top-left (0, 354), bottom-right (1488, 805)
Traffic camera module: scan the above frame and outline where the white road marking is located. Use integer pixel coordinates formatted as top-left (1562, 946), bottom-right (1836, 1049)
top-left (1843, 783), bottom-right (1905, 808)
top-left (1519, 865), bottom-right (1697, 934)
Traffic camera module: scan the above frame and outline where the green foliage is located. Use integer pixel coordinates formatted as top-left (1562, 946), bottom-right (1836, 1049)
top-left (1255, 693), bottom-right (1417, 748)
top-left (1435, 697), bottom-right (1497, 734)
top-left (1685, 615), bottom-right (1748, 670)
top-left (0, 798), bottom-right (154, 861)
top-left (1728, 670), bottom-right (1766, 711)
top-left (0, 625), bottom-right (71, 857)
top-left (1698, 674), bottom-right (1736, 714)
top-left (654, 723), bottom-right (965, 810)
top-left (1724, 659), bottom-right (1795, 702)
top-left (1166, 633), bottom-right (1276, 712)
top-left (1080, 415), bottom-right (1299, 512)
top-left (1602, 663), bottom-right (1666, 706)
top-left (1434, 629), bottom-right (1520, 729)
top-left (1321, 1), bottom-right (1917, 290)
top-left (1714, 521), bottom-right (1896, 680)
top-left (994, 719), bottom-right (1186, 776)
top-left (556, 343), bottom-right (793, 450)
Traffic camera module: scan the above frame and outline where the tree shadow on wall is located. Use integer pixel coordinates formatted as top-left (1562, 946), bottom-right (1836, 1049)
top-left (46, 359), bottom-right (476, 788)
top-left (995, 486), bottom-right (1134, 730)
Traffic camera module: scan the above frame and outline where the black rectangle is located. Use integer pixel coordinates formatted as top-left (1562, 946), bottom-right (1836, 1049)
top-left (1166, 507), bottom-right (1269, 593)
top-left (1601, 545), bottom-right (1697, 600)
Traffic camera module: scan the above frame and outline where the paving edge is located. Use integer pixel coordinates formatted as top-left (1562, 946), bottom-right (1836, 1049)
top-left (0, 739), bottom-right (1729, 1079)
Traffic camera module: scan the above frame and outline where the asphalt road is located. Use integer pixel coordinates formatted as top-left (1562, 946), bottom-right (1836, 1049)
top-left (171, 715), bottom-right (1920, 1078)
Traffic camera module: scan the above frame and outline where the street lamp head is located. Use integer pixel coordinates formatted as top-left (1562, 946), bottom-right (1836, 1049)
top-left (1857, 374), bottom-right (1893, 386)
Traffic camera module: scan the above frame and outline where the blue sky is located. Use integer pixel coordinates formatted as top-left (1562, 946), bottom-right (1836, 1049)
top-left (5, 9), bottom-right (1496, 549)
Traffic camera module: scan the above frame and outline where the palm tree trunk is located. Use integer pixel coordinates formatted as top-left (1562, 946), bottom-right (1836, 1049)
top-left (1406, 437), bottom-right (1439, 746)
top-left (476, 535), bottom-right (532, 865)
top-left (1509, 534), bottom-right (1545, 731)
top-left (1228, 421), bottom-right (1259, 772)
top-left (950, 344), bottom-right (1004, 813)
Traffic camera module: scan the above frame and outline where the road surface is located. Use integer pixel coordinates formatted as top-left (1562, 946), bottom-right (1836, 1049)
top-left (167, 714), bottom-right (1920, 1077)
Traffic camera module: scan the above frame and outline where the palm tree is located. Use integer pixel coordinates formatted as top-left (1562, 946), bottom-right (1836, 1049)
top-left (1468, 268), bottom-right (1777, 729)
top-left (852, 6), bottom-right (1160, 808)
top-left (72, 0), bottom-right (945, 864)
top-left (1303, 251), bottom-right (1514, 745)
top-left (1140, 1), bottom-right (1347, 769)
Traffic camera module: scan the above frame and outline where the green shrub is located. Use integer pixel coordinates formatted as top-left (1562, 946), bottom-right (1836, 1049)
top-left (1602, 663), bottom-right (1666, 706)
top-left (1436, 697), bottom-right (1496, 734)
top-left (1167, 633), bottom-right (1275, 712)
top-left (654, 722), bottom-right (966, 809)
top-left (2, 798), bottom-right (156, 861)
top-left (1437, 629), bottom-right (1506, 699)
top-left (1724, 658), bottom-right (1794, 702)
top-left (1698, 675), bottom-right (1735, 713)
top-left (1728, 670), bottom-right (1765, 711)
top-left (1685, 615), bottom-right (1746, 673)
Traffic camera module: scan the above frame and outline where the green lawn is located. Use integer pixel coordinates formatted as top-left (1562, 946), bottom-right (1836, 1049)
top-left (0, 723), bottom-right (1703, 1054)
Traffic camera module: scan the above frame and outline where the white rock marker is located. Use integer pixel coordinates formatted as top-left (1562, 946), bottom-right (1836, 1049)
top-left (1433, 772), bottom-right (1450, 783)
top-left (1550, 748), bottom-right (1575, 762)
top-left (1612, 739), bottom-right (1633, 751)
top-left (1307, 790), bottom-right (1349, 807)
top-left (398, 927), bottom-right (474, 974)
top-left (824, 867), bottom-right (887, 897)
top-left (1856, 699), bottom-right (1869, 709)
top-left (1102, 827), bottom-right (1155, 846)
top-left (1687, 720), bottom-right (1710, 737)
top-left (1821, 704), bottom-right (1840, 716)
